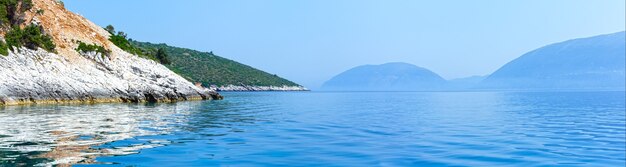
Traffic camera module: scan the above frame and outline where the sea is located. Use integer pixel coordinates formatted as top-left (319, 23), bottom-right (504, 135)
top-left (0, 91), bottom-right (624, 166)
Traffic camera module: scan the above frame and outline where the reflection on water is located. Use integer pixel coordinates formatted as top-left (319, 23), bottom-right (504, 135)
top-left (1, 91), bottom-right (625, 166)
top-left (0, 102), bottom-right (209, 166)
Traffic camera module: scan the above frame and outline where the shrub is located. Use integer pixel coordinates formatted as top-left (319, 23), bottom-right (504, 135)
top-left (155, 48), bottom-right (170, 64)
top-left (0, 40), bottom-right (8, 56)
top-left (104, 25), bottom-right (115, 35)
top-left (0, 0), bottom-right (33, 26)
top-left (106, 25), bottom-right (162, 62)
top-left (76, 41), bottom-right (109, 57)
top-left (109, 32), bottom-right (144, 56)
top-left (5, 24), bottom-right (56, 53)
top-left (0, 0), bottom-right (52, 55)
top-left (106, 25), bottom-right (141, 56)
top-left (0, 5), bottom-right (8, 25)
top-left (21, 0), bottom-right (32, 11)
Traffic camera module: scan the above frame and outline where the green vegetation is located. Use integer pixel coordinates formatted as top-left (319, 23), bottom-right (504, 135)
top-left (104, 25), bottom-right (115, 34)
top-left (154, 48), bottom-right (170, 64)
top-left (0, 40), bottom-right (8, 56)
top-left (20, 0), bottom-right (31, 10)
top-left (105, 25), bottom-right (169, 64)
top-left (108, 30), bottom-right (144, 56)
top-left (5, 24), bottom-right (56, 53)
top-left (0, 0), bottom-right (56, 54)
top-left (0, 0), bottom-right (32, 26)
top-left (132, 41), bottom-right (301, 87)
top-left (103, 24), bottom-right (299, 87)
top-left (76, 41), bottom-right (109, 57)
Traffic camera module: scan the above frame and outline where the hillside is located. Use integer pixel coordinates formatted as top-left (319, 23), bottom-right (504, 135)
top-left (481, 31), bottom-right (625, 90)
top-left (321, 62), bottom-right (446, 91)
top-left (0, 0), bottom-right (221, 106)
top-left (130, 41), bottom-right (306, 91)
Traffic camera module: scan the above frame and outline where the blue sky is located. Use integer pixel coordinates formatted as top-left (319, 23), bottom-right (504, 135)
top-left (64, 0), bottom-right (625, 89)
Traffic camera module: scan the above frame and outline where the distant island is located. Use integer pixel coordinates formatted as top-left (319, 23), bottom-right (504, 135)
top-left (481, 31), bottom-right (625, 90)
top-left (321, 62), bottom-right (446, 91)
top-left (322, 31), bottom-right (626, 91)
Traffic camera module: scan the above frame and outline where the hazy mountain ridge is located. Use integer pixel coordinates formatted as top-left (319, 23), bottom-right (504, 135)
top-left (322, 31), bottom-right (625, 91)
top-left (321, 62), bottom-right (447, 91)
top-left (481, 31), bottom-right (625, 90)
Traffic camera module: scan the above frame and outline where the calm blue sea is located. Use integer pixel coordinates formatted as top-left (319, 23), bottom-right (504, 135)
top-left (0, 91), bottom-right (624, 166)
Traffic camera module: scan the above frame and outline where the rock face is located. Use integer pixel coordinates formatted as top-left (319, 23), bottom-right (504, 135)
top-left (481, 31), bottom-right (626, 90)
top-left (321, 62), bottom-right (446, 91)
top-left (0, 0), bottom-right (222, 105)
top-left (0, 48), bottom-right (222, 106)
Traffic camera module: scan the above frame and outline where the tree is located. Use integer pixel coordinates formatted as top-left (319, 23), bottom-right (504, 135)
top-left (105, 25), bottom-right (115, 34)
top-left (116, 31), bottom-right (127, 39)
top-left (155, 48), bottom-right (170, 64)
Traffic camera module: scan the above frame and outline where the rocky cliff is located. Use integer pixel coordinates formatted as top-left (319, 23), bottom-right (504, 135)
top-left (0, 0), bottom-right (221, 105)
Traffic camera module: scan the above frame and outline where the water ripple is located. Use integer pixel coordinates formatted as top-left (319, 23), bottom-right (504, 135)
top-left (0, 91), bottom-right (624, 166)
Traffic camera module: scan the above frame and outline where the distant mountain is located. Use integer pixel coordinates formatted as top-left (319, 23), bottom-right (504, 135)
top-left (131, 41), bottom-right (306, 91)
top-left (321, 62), bottom-right (446, 91)
top-left (446, 75), bottom-right (487, 90)
top-left (481, 31), bottom-right (626, 90)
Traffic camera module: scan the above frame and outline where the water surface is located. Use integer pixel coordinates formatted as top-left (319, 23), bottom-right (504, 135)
top-left (0, 91), bottom-right (624, 166)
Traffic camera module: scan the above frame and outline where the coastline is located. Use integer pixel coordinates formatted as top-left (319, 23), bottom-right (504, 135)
top-left (0, 94), bottom-right (223, 107)
top-left (216, 85), bottom-right (309, 91)
top-left (0, 48), bottom-right (223, 107)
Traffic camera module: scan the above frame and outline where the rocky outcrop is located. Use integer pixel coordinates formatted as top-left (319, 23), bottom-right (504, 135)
top-left (0, 0), bottom-right (222, 106)
top-left (0, 47), bottom-right (222, 106)
top-left (216, 85), bottom-right (308, 91)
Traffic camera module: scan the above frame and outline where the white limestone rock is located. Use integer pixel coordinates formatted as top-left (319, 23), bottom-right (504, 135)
top-left (0, 47), bottom-right (221, 105)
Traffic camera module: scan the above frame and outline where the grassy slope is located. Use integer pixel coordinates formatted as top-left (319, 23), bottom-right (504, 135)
top-left (131, 41), bottom-right (300, 87)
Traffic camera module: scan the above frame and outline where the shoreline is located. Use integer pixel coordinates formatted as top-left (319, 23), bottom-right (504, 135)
top-left (0, 48), bottom-right (224, 107)
top-left (216, 85), bottom-right (309, 92)
top-left (0, 94), bottom-right (223, 107)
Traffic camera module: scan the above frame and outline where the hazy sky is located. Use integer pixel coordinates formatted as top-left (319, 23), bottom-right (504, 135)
top-left (64, 0), bottom-right (625, 89)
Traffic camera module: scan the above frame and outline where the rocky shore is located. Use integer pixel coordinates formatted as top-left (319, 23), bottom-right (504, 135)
top-left (0, 48), bottom-right (222, 106)
top-left (0, 0), bottom-right (224, 106)
top-left (216, 85), bottom-right (308, 91)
